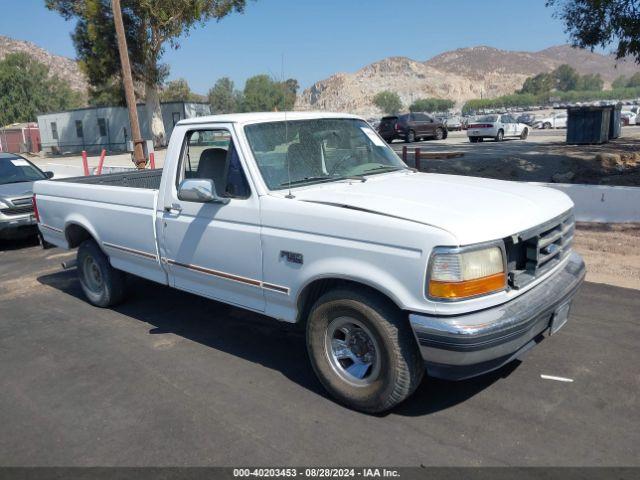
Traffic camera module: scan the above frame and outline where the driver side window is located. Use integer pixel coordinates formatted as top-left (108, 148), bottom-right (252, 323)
top-left (179, 129), bottom-right (250, 199)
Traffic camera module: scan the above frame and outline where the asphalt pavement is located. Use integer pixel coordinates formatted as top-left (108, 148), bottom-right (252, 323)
top-left (1, 238), bottom-right (638, 466)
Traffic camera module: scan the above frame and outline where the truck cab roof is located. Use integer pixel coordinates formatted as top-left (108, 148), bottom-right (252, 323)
top-left (177, 111), bottom-right (361, 127)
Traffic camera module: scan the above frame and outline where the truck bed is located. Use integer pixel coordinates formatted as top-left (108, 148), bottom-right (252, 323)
top-left (34, 168), bottom-right (166, 285)
top-left (55, 169), bottom-right (163, 190)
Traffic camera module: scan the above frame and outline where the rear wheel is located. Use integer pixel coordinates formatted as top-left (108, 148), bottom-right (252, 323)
top-left (520, 128), bottom-right (529, 140)
top-left (495, 129), bottom-right (504, 142)
top-left (406, 130), bottom-right (416, 143)
top-left (543, 122), bottom-right (552, 130)
top-left (77, 239), bottom-right (126, 307)
top-left (306, 287), bottom-right (424, 413)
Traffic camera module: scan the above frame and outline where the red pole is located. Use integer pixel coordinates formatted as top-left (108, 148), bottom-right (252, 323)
top-left (415, 148), bottom-right (421, 171)
top-left (149, 152), bottom-right (155, 169)
top-left (97, 149), bottom-right (106, 175)
top-left (81, 150), bottom-right (89, 176)
top-left (402, 146), bottom-right (407, 163)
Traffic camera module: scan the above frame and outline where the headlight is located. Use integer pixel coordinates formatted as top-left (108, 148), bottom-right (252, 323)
top-left (428, 245), bottom-right (506, 300)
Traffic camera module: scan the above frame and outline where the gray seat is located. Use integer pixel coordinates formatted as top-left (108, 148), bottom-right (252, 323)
top-left (197, 148), bottom-right (229, 194)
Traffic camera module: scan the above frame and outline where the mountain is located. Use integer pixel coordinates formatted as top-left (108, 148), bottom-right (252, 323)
top-left (0, 35), bottom-right (88, 96)
top-left (296, 45), bottom-right (640, 116)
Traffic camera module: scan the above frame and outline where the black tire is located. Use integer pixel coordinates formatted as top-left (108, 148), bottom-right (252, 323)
top-left (469, 136), bottom-right (478, 143)
top-left (37, 231), bottom-right (55, 249)
top-left (434, 127), bottom-right (444, 140)
top-left (543, 122), bottom-right (551, 130)
top-left (495, 129), bottom-right (504, 142)
top-left (520, 128), bottom-right (529, 140)
top-left (406, 130), bottom-right (415, 143)
top-left (478, 137), bottom-right (484, 142)
top-left (77, 239), bottom-right (126, 307)
top-left (306, 287), bottom-right (424, 413)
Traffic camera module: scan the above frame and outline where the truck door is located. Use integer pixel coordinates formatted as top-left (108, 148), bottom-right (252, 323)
top-left (160, 126), bottom-right (265, 312)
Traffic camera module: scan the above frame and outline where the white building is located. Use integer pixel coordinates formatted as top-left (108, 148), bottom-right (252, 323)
top-left (37, 101), bottom-right (211, 154)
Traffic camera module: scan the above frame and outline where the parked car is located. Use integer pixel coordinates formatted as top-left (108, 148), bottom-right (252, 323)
top-left (534, 112), bottom-right (568, 129)
top-left (443, 116), bottom-right (463, 131)
top-left (517, 113), bottom-right (537, 126)
top-left (377, 113), bottom-right (448, 143)
top-left (621, 111), bottom-right (637, 125)
top-left (0, 153), bottom-right (53, 239)
top-left (467, 114), bottom-right (530, 142)
top-left (34, 112), bottom-right (585, 413)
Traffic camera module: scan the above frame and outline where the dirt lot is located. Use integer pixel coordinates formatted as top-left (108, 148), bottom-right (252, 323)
top-left (392, 128), bottom-right (640, 186)
top-left (573, 223), bottom-right (640, 290)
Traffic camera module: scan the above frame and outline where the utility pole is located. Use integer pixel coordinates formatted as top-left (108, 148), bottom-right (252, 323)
top-left (111, 0), bottom-right (146, 169)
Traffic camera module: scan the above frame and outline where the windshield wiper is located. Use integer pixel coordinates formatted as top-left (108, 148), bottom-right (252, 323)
top-left (278, 176), bottom-right (335, 188)
top-left (361, 166), bottom-right (406, 176)
top-left (278, 173), bottom-right (368, 189)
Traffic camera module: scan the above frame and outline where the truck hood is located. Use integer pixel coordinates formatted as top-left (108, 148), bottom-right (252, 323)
top-left (290, 172), bottom-right (573, 245)
top-left (0, 181), bottom-right (34, 202)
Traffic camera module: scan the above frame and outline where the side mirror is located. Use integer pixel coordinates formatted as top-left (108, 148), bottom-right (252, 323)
top-left (177, 178), bottom-right (229, 204)
top-left (44, 171), bottom-right (54, 179)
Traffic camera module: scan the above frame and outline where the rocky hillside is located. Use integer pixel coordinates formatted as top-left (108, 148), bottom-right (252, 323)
top-left (296, 45), bottom-right (640, 117)
top-left (0, 35), bottom-right (88, 95)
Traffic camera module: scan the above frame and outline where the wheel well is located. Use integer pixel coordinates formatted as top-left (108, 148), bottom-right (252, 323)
top-left (66, 223), bottom-right (93, 248)
top-left (296, 278), bottom-right (400, 324)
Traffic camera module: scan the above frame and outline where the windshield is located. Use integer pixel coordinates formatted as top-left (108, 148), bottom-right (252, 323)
top-left (0, 156), bottom-right (46, 185)
top-left (244, 118), bottom-right (407, 190)
top-left (474, 115), bottom-right (498, 123)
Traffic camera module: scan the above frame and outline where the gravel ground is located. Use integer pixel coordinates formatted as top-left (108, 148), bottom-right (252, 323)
top-left (573, 223), bottom-right (640, 290)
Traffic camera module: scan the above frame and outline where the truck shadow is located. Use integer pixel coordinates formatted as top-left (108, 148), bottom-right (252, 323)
top-left (38, 269), bottom-right (519, 417)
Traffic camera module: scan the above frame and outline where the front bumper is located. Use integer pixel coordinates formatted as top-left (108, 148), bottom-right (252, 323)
top-left (409, 252), bottom-right (586, 380)
top-left (0, 214), bottom-right (37, 239)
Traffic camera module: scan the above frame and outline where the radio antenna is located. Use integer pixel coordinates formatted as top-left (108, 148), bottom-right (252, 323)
top-left (282, 52), bottom-right (294, 199)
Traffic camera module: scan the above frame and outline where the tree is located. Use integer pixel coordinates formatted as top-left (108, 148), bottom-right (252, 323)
top-left (576, 73), bottom-right (604, 91)
top-left (373, 91), bottom-right (402, 115)
top-left (553, 64), bottom-right (580, 91)
top-left (519, 73), bottom-right (555, 94)
top-left (547, 0), bottom-right (640, 63)
top-left (409, 98), bottom-right (454, 113)
top-left (627, 72), bottom-right (640, 87)
top-left (208, 77), bottom-right (238, 113)
top-left (160, 78), bottom-right (204, 102)
top-left (241, 75), bottom-right (297, 112)
top-left (46, 0), bottom-right (249, 146)
top-left (612, 75), bottom-right (629, 88)
top-left (0, 53), bottom-right (82, 126)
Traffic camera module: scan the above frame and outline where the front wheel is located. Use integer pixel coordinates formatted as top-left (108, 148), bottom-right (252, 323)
top-left (77, 239), bottom-right (126, 307)
top-left (434, 128), bottom-right (444, 140)
top-left (406, 130), bottom-right (415, 143)
top-left (306, 287), bottom-right (424, 413)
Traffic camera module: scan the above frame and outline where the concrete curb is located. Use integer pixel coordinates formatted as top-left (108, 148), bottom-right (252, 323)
top-left (534, 183), bottom-right (640, 223)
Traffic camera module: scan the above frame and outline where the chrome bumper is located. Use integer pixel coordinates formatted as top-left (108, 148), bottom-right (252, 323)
top-left (409, 251), bottom-right (586, 380)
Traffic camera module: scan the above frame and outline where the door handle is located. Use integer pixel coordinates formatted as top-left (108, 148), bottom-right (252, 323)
top-left (165, 203), bottom-right (182, 214)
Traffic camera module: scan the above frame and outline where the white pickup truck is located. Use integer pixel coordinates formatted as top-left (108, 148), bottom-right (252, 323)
top-left (34, 112), bottom-right (585, 413)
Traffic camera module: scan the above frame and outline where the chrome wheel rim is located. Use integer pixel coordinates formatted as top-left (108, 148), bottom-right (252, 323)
top-left (324, 316), bottom-right (381, 387)
top-left (82, 256), bottom-right (103, 293)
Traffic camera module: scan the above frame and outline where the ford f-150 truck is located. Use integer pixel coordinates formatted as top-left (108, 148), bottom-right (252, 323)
top-left (33, 112), bottom-right (585, 413)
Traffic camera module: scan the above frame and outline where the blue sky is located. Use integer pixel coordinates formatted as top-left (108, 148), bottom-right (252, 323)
top-left (1, 0), bottom-right (573, 93)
